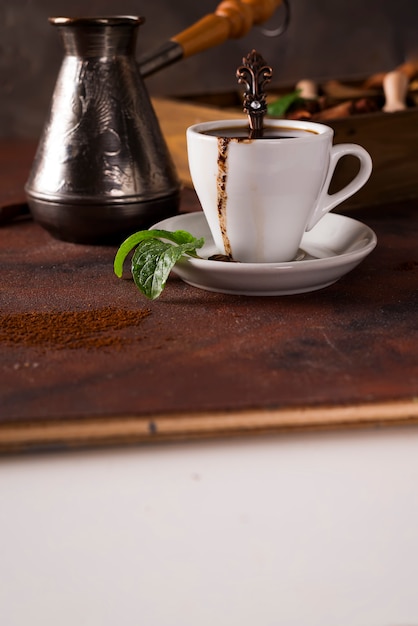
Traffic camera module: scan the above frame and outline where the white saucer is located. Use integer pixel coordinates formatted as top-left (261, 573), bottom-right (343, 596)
top-left (151, 212), bottom-right (377, 296)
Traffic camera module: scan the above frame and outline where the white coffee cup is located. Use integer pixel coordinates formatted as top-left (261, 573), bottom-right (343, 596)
top-left (186, 119), bottom-right (372, 263)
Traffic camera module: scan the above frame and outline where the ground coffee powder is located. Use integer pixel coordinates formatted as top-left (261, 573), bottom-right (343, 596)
top-left (0, 306), bottom-right (151, 350)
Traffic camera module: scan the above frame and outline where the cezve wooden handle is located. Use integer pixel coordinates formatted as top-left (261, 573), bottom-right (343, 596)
top-left (139, 0), bottom-right (283, 77)
top-left (173, 0), bottom-right (283, 57)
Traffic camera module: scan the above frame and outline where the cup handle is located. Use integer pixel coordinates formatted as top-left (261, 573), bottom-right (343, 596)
top-left (306, 143), bottom-right (373, 231)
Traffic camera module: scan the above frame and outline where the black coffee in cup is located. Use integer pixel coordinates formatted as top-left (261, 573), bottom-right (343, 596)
top-left (201, 124), bottom-right (318, 139)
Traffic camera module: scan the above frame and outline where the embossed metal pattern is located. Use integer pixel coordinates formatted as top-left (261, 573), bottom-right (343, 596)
top-left (236, 49), bottom-right (273, 137)
top-left (25, 16), bottom-right (180, 243)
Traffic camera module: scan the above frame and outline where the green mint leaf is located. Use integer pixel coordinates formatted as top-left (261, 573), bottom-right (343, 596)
top-left (114, 229), bottom-right (202, 278)
top-left (114, 228), bottom-right (204, 299)
top-left (267, 89), bottom-right (302, 118)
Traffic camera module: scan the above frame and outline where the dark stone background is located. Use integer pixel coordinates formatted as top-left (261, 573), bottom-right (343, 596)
top-left (1, 0), bottom-right (418, 137)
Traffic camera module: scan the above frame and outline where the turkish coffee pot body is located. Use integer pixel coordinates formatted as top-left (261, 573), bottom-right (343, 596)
top-left (25, 16), bottom-right (182, 244)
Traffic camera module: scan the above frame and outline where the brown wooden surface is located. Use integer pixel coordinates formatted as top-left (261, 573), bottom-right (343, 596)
top-left (0, 135), bottom-right (418, 454)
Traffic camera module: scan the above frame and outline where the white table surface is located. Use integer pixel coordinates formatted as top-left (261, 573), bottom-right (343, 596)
top-left (1, 425), bottom-right (418, 626)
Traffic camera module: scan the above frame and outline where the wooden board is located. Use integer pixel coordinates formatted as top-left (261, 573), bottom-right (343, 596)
top-left (1, 140), bottom-right (417, 455)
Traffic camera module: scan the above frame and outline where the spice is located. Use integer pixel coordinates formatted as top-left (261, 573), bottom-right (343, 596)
top-left (0, 307), bottom-right (151, 350)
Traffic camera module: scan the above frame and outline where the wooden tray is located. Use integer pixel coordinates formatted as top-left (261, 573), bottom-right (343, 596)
top-left (154, 97), bottom-right (418, 211)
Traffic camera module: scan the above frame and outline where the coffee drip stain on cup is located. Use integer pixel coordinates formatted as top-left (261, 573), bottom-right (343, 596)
top-left (214, 136), bottom-right (233, 260)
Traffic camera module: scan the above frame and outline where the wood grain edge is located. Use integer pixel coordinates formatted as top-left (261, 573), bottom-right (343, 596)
top-left (1, 398), bottom-right (418, 454)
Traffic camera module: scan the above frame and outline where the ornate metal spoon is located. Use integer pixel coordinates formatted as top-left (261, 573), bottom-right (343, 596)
top-left (236, 49), bottom-right (273, 138)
